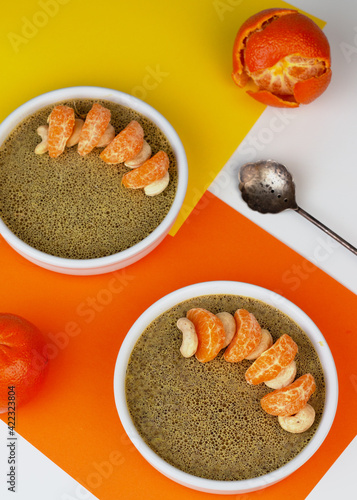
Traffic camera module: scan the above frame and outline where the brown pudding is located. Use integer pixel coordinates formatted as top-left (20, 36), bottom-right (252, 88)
top-left (0, 99), bottom-right (178, 259)
top-left (125, 294), bottom-right (325, 481)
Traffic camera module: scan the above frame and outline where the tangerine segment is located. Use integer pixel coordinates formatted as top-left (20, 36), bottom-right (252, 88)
top-left (232, 8), bottom-right (297, 83)
top-left (248, 56), bottom-right (326, 96)
top-left (261, 373), bottom-right (316, 416)
top-left (245, 334), bottom-right (298, 385)
top-left (186, 308), bottom-right (225, 363)
top-left (47, 105), bottom-right (75, 158)
top-left (122, 151), bottom-right (169, 189)
top-left (77, 103), bottom-right (111, 156)
top-left (100, 120), bottom-right (144, 164)
top-left (224, 309), bottom-right (261, 362)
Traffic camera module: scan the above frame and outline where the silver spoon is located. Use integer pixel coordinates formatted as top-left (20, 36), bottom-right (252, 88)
top-left (239, 159), bottom-right (357, 256)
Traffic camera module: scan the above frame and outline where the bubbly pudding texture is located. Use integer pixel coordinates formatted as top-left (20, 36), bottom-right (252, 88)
top-left (0, 99), bottom-right (178, 259)
top-left (125, 294), bottom-right (325, 481)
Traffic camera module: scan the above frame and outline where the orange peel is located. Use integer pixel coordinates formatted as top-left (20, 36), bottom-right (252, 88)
top-left (246, 90), bottom-right (299, 108)
top-left (232, 8), bottom-right (332, 107)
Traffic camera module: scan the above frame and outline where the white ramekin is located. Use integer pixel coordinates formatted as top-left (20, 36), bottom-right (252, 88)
top-left (114, 281), bottom-right (338, 495)
top-left (0, 86), bottom-right (188, 275)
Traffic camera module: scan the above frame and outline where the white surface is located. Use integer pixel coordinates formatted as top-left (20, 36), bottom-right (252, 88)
top-left (209, 0), bottom-right (357, 295)
top-left (0, 420), bottom-right (99, 500)
top-left (306, 434), bottom-right (357, 500)
top-left (114, 281), bottom-right (338, 495)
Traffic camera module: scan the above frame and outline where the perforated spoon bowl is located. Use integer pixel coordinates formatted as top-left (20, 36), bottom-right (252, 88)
top-left (239, 159), bottom-right (357, 256)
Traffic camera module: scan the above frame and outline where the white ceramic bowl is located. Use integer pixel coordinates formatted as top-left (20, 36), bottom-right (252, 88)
top-left (114, 281), bottom-right (338, 495)
top-left (0, 86), bottom-right (188, 275)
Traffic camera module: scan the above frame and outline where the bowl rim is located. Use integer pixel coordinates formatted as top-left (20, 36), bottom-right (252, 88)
top-left (113, 280), bottom-right (338, 494)
top-left (0, 86), bottom-right (188, 270)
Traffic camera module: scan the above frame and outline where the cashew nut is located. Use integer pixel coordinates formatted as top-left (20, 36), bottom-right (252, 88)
top-left (278, 404), bottom-right (315, 433)
top-left (66, 119), bottom-right (84, 147)
top-left (144, 171), bottom-right (170, 197)
top-left (124, 140), bottom-right (152, 168)
top-left (35, 125), bottom-right (49, 154)
top-left (97, 124), bottom-right (116, 148)
top-left (245, 329), bottom-right (273, 360)
top-left (177, 317), bottom-right (198, 358)
top-left (216, 312), bottom-right (236, 348)
top-left (265, 360), bottom-right (297, 390)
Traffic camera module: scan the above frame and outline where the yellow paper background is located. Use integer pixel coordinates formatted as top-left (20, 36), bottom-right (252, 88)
top-left (0, 0), bottom-right (324, 235)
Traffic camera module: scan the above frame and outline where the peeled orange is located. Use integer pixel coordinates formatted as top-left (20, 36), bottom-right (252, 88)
top-left (232, 8), bottom-right (332, 107)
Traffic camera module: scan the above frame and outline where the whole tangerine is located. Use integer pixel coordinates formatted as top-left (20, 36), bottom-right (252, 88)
top-left (0, 314), bottom-right (49, 413)
top-left (232, 8), bottom-right (332, 107)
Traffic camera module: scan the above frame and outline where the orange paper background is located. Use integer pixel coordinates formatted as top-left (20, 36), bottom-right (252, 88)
top-left (1, 192), bottom-right (357, 499)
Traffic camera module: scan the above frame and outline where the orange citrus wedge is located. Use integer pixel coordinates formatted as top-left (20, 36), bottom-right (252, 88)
top-left (245, 334), bottom-right (298, 385)
top-left (224, 309), bottom-right (261, 362)
top-left (122, 151), bottom-right (169, 189)
top-left (261, 373), bottom-right (316, 416)
top-left (186, 308), bottom-right (225, 363)
top-left (77, 103), bottom-right (111, 156)
top-left (47, 105), bottom-right (75, 158)
top-left (100, 120), bottom-right (144, 164)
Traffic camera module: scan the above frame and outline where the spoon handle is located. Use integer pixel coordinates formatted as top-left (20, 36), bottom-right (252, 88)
top-left (296, 207), bottom-right (357, 256)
